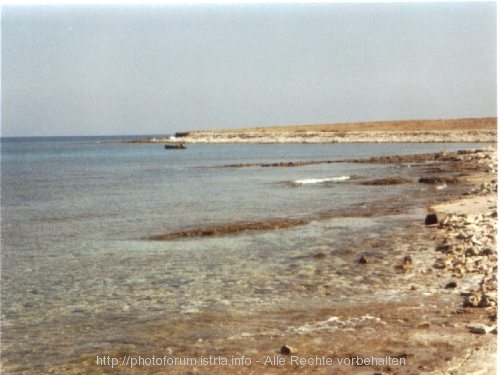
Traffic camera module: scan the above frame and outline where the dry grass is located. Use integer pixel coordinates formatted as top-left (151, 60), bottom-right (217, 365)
top-left (198, 117), bottom-right (496, 134)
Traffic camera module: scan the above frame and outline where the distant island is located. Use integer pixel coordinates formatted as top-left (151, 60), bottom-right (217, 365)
top-left (130, 117), bottom-right (497, 144)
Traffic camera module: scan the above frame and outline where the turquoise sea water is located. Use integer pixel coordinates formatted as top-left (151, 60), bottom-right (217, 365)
top-left (0, 138), bottom-right (489, 373)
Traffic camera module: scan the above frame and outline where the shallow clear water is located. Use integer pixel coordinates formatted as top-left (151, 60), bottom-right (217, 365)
top-left (0, 138), bottom-right (488, 372)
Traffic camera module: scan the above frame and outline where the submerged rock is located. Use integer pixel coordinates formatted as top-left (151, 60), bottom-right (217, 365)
top-left (360, 177), bottom-right (412, 185)
top-left (418, 176), bottom-right (459, 184)
top-left (313, 252), bottom-right (327, 259)
top-left (148, 218), bottom-right (309, 240)
top-left (394, 255), bottom-right (413, 272)
top-left (403, 255), bottom-right (413, 264)
top-left (280, 345), bottom-right (297, 355)
top-left (467, 323), bottom-right (496, 334)
top-left (358, 255), bottom-right (371, 264)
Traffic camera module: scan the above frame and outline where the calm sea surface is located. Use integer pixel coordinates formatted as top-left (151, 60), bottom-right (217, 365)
top-left (0, 137), bottom-right (488, 372)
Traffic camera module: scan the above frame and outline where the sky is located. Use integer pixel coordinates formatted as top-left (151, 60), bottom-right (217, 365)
top-left (1, 2), bottom-right (497, 137)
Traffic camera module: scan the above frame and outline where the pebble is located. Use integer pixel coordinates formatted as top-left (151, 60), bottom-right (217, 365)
top-left (433, 261), bottom-right (447, 270)
top-left (436, 243), bottom-right (456, 253)
top-left (470, 237), bottom-right (482, 246)
top-left (445, 281), bottom-right (458, 289)
top-left (464, 248), bottom-right (478, 257)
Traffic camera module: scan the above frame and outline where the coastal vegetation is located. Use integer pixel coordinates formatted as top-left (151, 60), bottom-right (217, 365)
top-left (188, 117), bottom-right (497, 134)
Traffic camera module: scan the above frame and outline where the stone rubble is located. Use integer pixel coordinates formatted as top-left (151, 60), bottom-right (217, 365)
top-left (428, 146), bottom-right (497, 335)
top-left (433, 210), bottom-right (497, 306)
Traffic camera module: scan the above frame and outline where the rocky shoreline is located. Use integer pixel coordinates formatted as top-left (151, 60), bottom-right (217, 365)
top-left (131, 130), bottom-right (497, 144)
top-left (144, 146), bottom-right (497, 375)
top-left (169, 130), bottom-right (497, 144)
top-left (46, 145), bottom-right (497, 375)
top-left (419, 147), bottom-right (497, 373)
top-left (200, 145), bottom-right (498, 374)
top-left (128, 118), bottom-right (497, 144)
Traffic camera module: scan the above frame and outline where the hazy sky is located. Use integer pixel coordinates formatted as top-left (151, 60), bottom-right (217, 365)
top-left (2, 2), bottom-right (497, 136)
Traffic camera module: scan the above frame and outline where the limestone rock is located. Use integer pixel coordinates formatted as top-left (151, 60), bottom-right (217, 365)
top-left (481, 248), bottom-right (494, 256)
top-left (463, 295), bottom-right (479, 308)
top-left (478, 294), bottom-right (493, 308)
top-left (466, 323), bottom-right (496, 334)
top-left (465, 248), bottom-right (479, 257)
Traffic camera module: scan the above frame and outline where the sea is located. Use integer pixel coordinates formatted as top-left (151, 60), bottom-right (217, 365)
top-left (0, 136), bottom-right (490, 373)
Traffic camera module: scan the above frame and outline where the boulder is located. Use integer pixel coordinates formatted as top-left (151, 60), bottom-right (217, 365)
top-left (425, 213), bottom-right (439, 225)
